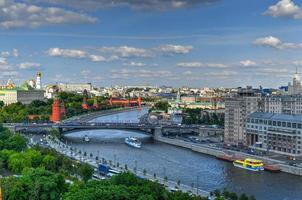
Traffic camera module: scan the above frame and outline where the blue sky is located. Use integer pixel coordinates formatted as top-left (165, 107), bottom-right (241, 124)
top-left (1, 0), bottom-right (302, 88)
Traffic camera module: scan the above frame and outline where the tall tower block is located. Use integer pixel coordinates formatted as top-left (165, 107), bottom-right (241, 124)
top-left (36, 71), bottom-right (42, 89)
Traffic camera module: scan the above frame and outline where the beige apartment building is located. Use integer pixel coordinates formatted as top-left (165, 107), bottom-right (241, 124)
top-left (224, 87), bottom-right (262, 146)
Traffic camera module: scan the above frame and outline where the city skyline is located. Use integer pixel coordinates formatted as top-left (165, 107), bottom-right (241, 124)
top-left (1, 0), bottom-right (302, 87)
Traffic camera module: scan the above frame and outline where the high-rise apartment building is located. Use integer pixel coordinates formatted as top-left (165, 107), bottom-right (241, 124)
top-left (224, 87), bottom-right (262, 146)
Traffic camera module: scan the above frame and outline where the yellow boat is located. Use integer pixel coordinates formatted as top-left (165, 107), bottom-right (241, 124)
top-left (233, 158), bottom-right (264, 171)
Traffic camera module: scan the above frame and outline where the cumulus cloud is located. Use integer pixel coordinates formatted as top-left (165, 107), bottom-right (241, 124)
top-left (254, 36), bottom-right (302, 50)
top-left (0, 57), bottom-right (8, 65)
top-left (123, 61), bottom-right (146, 67)
top-left (265, 0), bottom-right (302, 19)
top-left (155, 44), bottom-right (193, 55)
top-left (177, 61), bottom-right (227, 68)
top-left (183, 70), bottom-right (193, 75)
top-left (1, 51), bottom-right (10, 57)
top-left (12, 49), bottom-right (18, 57)
top-left (19, 62), bottom-right (41, 69)
top-left (100, 46), bottom-right (153, 58)
top-left (1, 49), bottom-right (18, 57)
top-left (0, 0), bottom-right (97, 29)
top-left (240, 60), bottom-right (257, 67)
top-left (48, 48), bottom-right (87, 58)
top-left (89, 55), bottom-right (106, 62)
top-left (22, 0), bottom-right (219, 11)
top-left (47, 47), bottom-right (113, 63)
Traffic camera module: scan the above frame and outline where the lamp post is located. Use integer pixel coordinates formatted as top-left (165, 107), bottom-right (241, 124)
top-left (196, 175), bottom-right (199, 195)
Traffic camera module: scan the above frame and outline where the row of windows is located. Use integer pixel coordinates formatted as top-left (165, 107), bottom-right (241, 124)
top-left (247, 118), bottom-right (302, 129)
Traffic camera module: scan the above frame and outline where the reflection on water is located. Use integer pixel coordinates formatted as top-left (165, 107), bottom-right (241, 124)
top-left (64, 129), bottom-right (151, 143)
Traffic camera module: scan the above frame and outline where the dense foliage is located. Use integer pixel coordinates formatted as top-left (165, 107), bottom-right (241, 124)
top-left (151, 101), bottom-right (170, 113)
top-left (64, 172), bottom-right (208, 200)
top-left (182, 108), bottom-right (224, 126)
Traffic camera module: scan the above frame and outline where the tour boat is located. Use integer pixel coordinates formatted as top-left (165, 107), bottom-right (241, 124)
top-left (83, 135), bottom-right (90, 142)
top-left (233, 158), bottom-right (264, 171)
top-left (125, 137), bottom-right (142, 148)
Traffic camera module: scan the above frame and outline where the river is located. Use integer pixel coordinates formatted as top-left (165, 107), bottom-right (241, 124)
top-left (64, 109), bottom-right (302, 200)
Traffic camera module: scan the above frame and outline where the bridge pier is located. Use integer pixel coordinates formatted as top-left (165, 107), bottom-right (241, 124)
top-left (153, 127), bottom-right (162, 139)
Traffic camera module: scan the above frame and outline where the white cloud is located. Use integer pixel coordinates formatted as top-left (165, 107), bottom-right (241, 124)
top-left (48, 48), bottom-right (87, 58)
top-left (100, 46), bottom-right (153, 58)
top-left (1, 49), bottom-right (18, 57)
top-left (1, 51), bottom-right (10, 57)
top-left (12, 48), bottom-right (18, 57)
top-left (80, 69), bottom-right (91, 76)
top-left (89, 55), bottom-right (106, 62)
top-left (19, 62), bottom-right (41, 70)
top-left (0, 0), bottom-right (97, 29)
top-left (265, 0), bottom-right (302, 19)
top-left (123, 62), bottom-right (146, 67)
top-left (240, 60), bottom-right (257, 67)
top-left (183, 71), bottom-right (193, 75)
top-left (177, 62), bottom-right (227, 68)
top-left (254, 36), bottom-right (302, 50)
top-left (155, 44), bottom-right (193, 55)
top-left (2, 71), bottom-right (18, 76)
top-left (0, 57), bottom-right (8, 65)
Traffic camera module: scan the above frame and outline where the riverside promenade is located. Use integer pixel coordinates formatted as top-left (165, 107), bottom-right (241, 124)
top-left (155, 136), bottom-right (302, 176)
top-left (44, 135), bottom-right (210, 197)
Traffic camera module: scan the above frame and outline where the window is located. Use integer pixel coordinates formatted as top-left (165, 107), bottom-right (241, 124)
top-left (268, 120), bottom-right (272, 125)
top-left (298, 124), bottom-right (302, 129)
top-left (273, 121), bottom-right (276, 126)
top-left (282, 122), bottom-right (286, 127)
top-left (277, 121), bottom-right (281, 127)
top-left (287, 122), bottom-right (291, 128)
top-left (293, 123), bottom-right (297, 128)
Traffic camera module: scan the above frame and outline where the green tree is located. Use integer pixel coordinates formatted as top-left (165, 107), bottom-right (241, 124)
top-left (25, 149), bottom-right (43, 168)
top-left (8, 153), bottom-right (31, 173)
top-left (78, 163), bottom-right (93, 182)
top-left (2, 168), bottom-right (66, 200)
top-left (41, 155), bottom-right (57, 171)
top-left (152, 101), bottom-right (170, 113)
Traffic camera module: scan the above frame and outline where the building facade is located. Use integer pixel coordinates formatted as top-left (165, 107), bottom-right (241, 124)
top-left (246, 112), bottom-right (302, 156)
top-left (264, 95), bottom-right (302, 115)
top-left (0, 89), bottom-right (45, 105)
top-left (58, 83), bottom-right (92, 93)
top-left (224, 87), bottom-right (262, 146)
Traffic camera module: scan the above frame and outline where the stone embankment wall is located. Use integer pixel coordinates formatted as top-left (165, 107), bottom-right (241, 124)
top-left (155, 136), bottom-right (302, 176)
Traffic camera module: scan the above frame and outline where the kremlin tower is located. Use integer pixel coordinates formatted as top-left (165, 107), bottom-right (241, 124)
top-left (36, 71), bottom-right (42, 89)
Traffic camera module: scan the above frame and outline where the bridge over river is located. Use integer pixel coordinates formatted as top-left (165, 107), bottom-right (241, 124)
top-left (3, 122), bottom-right (223, 138)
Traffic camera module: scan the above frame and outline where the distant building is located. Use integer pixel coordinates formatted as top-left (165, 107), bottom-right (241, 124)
top-left (224, 87), bottom-right (262, 146)
top-left (264, 95), bottom-right (302, 115)
top-left (246, 112), bottom-right (302, 156)
top-left (0, 88), bottom-right (45, 105)
top-left (58, 83), bottom-right (92, 93)
top-left (288, 68), bottom-right (302, 95)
